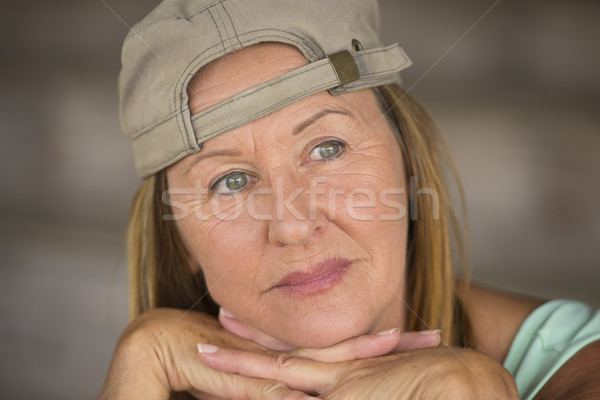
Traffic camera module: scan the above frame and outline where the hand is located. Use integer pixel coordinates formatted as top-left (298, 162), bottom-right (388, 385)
top-left (100, 308), bottom-right (313, 399)
top-left (219, 307), bottom-right (442, 356)
top-left (197, 344), bottom-right (520, 399)
top-left (100, 308), bottom-right (439, 399)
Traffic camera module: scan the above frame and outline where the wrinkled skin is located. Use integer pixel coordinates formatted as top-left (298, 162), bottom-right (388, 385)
top-left (100, 308), bottom-right (446, 399)
top-left (167, 43), bottom-right (409, 349)
top-left (101, 43), bottom-right (520, 399)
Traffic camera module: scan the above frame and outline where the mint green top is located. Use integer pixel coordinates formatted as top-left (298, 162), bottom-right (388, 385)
top-left (503, 300), bottom-right (600, 399)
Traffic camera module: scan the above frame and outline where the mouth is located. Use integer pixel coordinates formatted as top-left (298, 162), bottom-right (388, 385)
top-left (273, 258), bottom-right (353, 295)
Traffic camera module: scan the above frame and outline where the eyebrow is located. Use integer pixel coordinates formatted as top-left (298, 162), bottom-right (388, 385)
top-left (185, 149), bottom-right (243, 175)
top-left (186, 108), bottom-right (353, 174)
top-left (292, 109), bottom-right (352, 136)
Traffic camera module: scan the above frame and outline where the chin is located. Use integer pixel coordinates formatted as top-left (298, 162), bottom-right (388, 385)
top-left (268, 306), bottom-right (374, 348)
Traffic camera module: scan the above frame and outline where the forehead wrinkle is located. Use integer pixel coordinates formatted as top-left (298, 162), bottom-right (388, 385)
top-left (188, 43), bottom-right (308, 115)
top-left (336, 90), bottom-right (386, 137)
top-left (228, 124), bottom-right (258, 162)
top-left (188, 54), bottom-right (230, 114)
top-left (248, 122), bottom-right (258, 162)
top-left (286, 96), bottom-right (355, 122)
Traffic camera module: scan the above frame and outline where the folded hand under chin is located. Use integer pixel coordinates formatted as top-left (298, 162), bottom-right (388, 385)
top-left (100, 308), bottom-right (517, 400)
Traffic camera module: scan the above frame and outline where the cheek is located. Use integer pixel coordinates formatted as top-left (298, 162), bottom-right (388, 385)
top-left (329, 144), bottom-right (408, 279)
top-left (330, 149), bottom-right (407, 224)
top-left (176, 212), bottom-right (267, 303)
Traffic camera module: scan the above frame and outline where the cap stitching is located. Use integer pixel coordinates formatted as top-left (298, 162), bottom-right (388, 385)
top-left (352, 46), bottom-right (408, 64)
top-left (172, 38), bottom-right (231, 149)
top-left (140, 147), bottom-right (196, 178)
top-left (175, 88), bottom-right (192, 152)
top-left (131, 109), bottom-right (187, 140)
top-left (134, 43), bottom-right (403, 141)
top-left (331, 77), bottom-right (400, 95)
top-left (171, 29), bottom-right (321, 147)
top-left (140, 62), bottom-right (330, 143)
top-left (190, 46), bottom-right (407, 120)
top-left (191, 61), bottom-right (329, 118)
top-left (189, 47), bottom-right (413, 137)
top-left (186, 0), bottom-right (223, 21)
top-left (207, 8), bottom-right (227, 53)
top-left (213, 3), bottom-right (234, 51)
top-left (233, 29), bottom-right (321, 60)
top-left (330, 57), bottom-right (410, 94)
top-left (179, 6), bottom-right (228, 150)
top-left (241, 30), bottom-right (318, 58)
top-left (359, 58), bottom-right (410, 77)
top-left (137, 72), bottom-right (337, 176)
top-left (178, 31), bottom-right (315, 83)
top-left (139, 71), bottom-right (377, 176)
top-left (124, 2), bottom-right (217, 40)
top-left (220, 0), bottom-right (242, 48)
top-left (174, 5), bottom-right (228, 150)
top-left (215, 1), bottom-right (234, 49)
top-left (172, 36), bottom-right (246, 151)
top-left (196, 80), bottom-right (336, 142)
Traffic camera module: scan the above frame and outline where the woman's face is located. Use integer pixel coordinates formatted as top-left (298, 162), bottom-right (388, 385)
top-left (167, 43), bottom-right (409, 348)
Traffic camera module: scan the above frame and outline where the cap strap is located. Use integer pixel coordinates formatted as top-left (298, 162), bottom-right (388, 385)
top-left (190, 43), bottom-right (411, 144)
top-left (327, 50), bottom-right (360, 86)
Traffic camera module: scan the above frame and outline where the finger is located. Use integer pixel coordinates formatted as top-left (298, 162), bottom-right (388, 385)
top-left (240, 377), bottom-right (321, 400)
top-left (288, 329), bottom-right (440, 363)
top-left (190, 370), bottom-right (321, 400)
top-left (393, 330), bottom-right (441, 352)
top-left (219, 308), bottom-right (295, 351)
top-left (289, 329), bottom-right (402, 362)
top-left (197, 343), bottom-right (335, 394)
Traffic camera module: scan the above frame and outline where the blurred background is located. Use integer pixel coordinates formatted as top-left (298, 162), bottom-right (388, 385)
top-left (1, 0), bottom-right (598, 398)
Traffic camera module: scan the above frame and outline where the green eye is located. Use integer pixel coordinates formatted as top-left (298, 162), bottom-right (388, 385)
top-left (212, 172), bottom-right (249, 193)
top-left (310, 140), bottom-right (345, 160)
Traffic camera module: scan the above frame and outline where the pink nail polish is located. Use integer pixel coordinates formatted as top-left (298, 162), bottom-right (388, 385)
top-left (418, 329), bottom-right (441, 335)
top-left (375, 328), bottom-right (400, 335)
top-left (197, 343), bottom-right (220, 353)
top-left (219, 307), bottom-right (235, 318)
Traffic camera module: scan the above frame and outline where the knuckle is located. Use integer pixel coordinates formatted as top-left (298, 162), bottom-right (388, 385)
top-left (229, 349), bottom-right (247, 364)
top-left (260, 381), bottom-right (310, 400)
top-left (260, 380), bottom-right (291, 399)
top-left (287, 348), bottom-right (308, 358)
top-left (263, 380), bottom-right (288, 394)
top-left (220, 374), bottom-right (245, 400)
top-left (273, 353), bottom-right (296, 372)
top-left (282, 391), bottom-right (312, 400)
top-left (228, 374), bottom-right (252, 400)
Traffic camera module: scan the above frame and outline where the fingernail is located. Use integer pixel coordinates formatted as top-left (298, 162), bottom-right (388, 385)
top-left (376, 328), bottom-right (401, 335)
top-left (197, 343), bottom-right (220, 354)
top-left (418, 329), bottom-right (441, 335)
top-left (219, 307), bottom-right (235, 318)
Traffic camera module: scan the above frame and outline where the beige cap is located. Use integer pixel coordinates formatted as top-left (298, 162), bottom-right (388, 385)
top-left (119, 0), bottom-right (412, 178)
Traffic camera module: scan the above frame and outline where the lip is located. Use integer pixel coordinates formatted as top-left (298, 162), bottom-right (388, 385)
top-left (274, 258), bottom-right (352, 295)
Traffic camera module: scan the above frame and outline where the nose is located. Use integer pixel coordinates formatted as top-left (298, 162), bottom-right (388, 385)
top-left (267, 174), bottom-right (327, 247)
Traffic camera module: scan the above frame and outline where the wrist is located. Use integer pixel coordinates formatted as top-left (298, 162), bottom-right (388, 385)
top-left (100, 313), bottom-right (172, 399)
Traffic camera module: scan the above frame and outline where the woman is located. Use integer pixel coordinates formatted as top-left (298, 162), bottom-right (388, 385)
top-left (101, 0), bottom-right (600, 399)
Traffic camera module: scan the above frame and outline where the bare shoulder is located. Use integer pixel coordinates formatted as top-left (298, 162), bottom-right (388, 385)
top-left (456, 282), bottom-right (545, 362)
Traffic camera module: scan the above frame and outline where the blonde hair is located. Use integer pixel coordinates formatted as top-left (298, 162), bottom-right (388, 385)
top-left (126, 84), bottom-right (473, 347)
